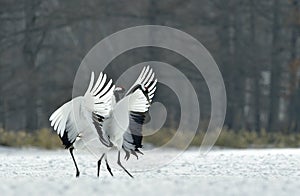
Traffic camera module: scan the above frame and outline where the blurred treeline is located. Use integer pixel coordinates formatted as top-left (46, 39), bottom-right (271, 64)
top-left (0, 0), bottom-right (300, 135)
top-left (2, 127), bottom-right (300, 149)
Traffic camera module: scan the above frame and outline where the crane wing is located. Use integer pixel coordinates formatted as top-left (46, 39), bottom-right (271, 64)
top-left (49, 71), bottom-right (115, 148)
top-left (83, 71), bottom-right (115, 117)
top-left (49, 101), bottom-right (76, 148)
top-left (122, 66), bottom-right (157, 159)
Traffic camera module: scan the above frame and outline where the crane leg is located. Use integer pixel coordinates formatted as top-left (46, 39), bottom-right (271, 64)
top-left (117, 151), bottom-right (133, 178)
top-left (69, 147), bottom-right (80, 177)
top-left (105, 157), bottom-right (114, 177)
top-left (97, 153), bottom-right (105, 177)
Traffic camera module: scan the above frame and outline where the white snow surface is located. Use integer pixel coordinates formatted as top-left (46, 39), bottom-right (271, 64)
top-left (0, 147), bottom-right (300, 196)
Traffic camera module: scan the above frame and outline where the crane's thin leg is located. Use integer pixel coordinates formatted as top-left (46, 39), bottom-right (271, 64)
top-left (97, 154), bottom-right (105, 177)
top-left (69, 147), bottom-right (80, 177)
top-left (105, 157), bottom-right (114, 176)
top-left (117, 151), bottom-right (133, 178)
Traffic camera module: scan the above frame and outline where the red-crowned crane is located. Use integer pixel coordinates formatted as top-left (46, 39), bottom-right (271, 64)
top-left (49, 66), bottom-right (157, 178)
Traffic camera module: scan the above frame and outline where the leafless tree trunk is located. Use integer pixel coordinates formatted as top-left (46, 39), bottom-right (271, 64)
top-left (287, 0), bottom-right (300, 132)
top-left (232, 1), bottom-right (246, 131)
top-left (268, 0), bottom-right (282, 132)
top-left (23, 0), bottom-right (40, 131)
top-left (250, 0), bottom-right (261, 132)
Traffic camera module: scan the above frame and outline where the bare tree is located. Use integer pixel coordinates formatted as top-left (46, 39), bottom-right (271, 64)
top-left (268, 0), bottom-right (283, 132)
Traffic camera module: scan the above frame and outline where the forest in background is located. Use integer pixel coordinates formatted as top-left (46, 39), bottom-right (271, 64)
top-left (1, 0), bottom-right (300, 143)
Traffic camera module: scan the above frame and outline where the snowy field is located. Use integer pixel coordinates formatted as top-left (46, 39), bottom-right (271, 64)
top-left (0, 147), bottom-right (300, 196)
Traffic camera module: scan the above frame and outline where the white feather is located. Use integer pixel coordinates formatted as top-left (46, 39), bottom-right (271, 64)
top-left (49, 71), bottom-right (115, 150)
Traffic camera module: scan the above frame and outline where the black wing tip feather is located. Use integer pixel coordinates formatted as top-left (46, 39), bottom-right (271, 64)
top-left (123, 148), bottom-right (144, 161)
top-left (95, 79), bottom-right (115, 99)
top-left (122, 135), bottom-right (144, 161)
top-left (60, 131), bottom-right (74, 149)
top-left (129, 112), bottom-right (145, 147)
top-left (92, 112), bottom-right (113, 148)
top-left (122, 111), bottom-right (146, 160)
top-left (129, 84), bottom-right (150, 100)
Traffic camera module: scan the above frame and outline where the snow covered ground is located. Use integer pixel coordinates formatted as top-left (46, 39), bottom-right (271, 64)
top-left (0, 147), bottom-right (300, 196)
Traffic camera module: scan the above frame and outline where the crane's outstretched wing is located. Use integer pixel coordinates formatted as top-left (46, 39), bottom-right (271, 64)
top-left (49, 101), bottom-right (75, 148)
top-left (83, 72), bottom-right (115, 117)
top-left (49, 72), bottom-right (115, 148)
top-left (122, 66), bottom-right (157, 159)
